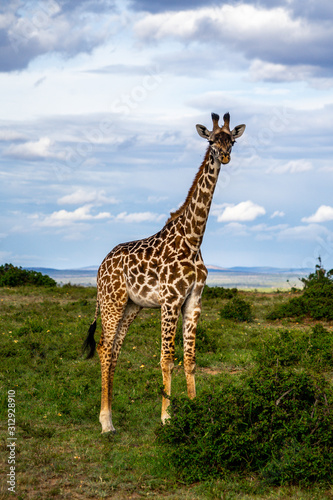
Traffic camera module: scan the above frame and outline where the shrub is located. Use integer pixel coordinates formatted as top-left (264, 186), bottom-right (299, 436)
top-left (267, 260), bottom-right (333, 320)
top-left (256, 324), bottom-right (333, 370)
top-left (202, 286), bottom-right (238, 300)
top-left (220, 297), bottom-right (253, 322)
top-left (0, 263), bottom-right (56, 287)
top-left (156, 366), bottom-right (333, 485)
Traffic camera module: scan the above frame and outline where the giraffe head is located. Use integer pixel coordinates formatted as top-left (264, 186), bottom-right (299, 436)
top-left (196, 112), bottom-right (246, 164)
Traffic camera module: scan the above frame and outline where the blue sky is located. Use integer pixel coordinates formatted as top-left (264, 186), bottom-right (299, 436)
top-left (1, 0), bottom-right (333, 270)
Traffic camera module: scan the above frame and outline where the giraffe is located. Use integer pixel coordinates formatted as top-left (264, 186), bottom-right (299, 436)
top-left (83, 112), bottom-right (246, 433)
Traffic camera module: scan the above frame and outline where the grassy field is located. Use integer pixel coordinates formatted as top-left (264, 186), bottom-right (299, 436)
top-left (1, 284), bottom-right (333, 499)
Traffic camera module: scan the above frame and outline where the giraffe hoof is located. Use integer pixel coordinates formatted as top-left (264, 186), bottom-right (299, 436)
top-left (161, 413), bottom-right (171, 425)
top-left (99, 411), bottom-right (116, 434)
top-left (101, 428), bottom-right (117, 436)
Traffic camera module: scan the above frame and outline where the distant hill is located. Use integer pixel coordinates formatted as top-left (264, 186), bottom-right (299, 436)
top-left (25, 267), bottom-right (98, 286)
top-left (24, 265), bottom-right (311, 289)
top-left (206, 265), bottom-right (311, 274)
top-left (27, 265), bottom-right (311, 275)
top-left (26, 267), bottom-right (98, 275)
top-left (232, 266), bottom-right (312, 274)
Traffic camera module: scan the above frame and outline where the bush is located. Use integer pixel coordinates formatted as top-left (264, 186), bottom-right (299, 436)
top-left (267, 260), bottom-right (333, 320)
top-left (156, 366), bottom-right (333, 485)
top-left (0, 263), bottom-right (56, 287)
top-left (202, 286), bottom-right (238, 300)
top-left (220, 297), bottom-right (253, 322)
top-left (256, 324), bottom-right (333, 370)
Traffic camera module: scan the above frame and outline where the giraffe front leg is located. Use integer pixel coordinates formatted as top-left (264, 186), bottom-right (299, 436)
top-left (182, 291), bottom-right (203, 400)
top-left (160, 302), bottom-right (181, 424)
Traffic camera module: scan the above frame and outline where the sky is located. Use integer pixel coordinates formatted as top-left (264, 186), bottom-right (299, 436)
top-left (1, 0), bottom-right (333, 271)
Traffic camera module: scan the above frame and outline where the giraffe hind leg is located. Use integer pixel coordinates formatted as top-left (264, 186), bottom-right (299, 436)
top-left (98, 300), bottom-right (142, 434)
top-left (108, 300), bottom-right (142, 407)
top-left (98, 300), bottom-right (127, 434)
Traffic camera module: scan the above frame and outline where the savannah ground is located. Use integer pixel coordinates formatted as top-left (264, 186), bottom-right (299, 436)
top-left (0, 284), bottom-right (333, 499)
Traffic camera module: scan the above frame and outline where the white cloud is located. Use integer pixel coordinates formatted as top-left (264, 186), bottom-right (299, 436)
top-left (251, 223), bottom-right (288, 233)
top-left (58, 189), bottom-right (118, 206)
top-left (213, 201), bottom-right (266, 222)
top-left (302, 205), bottom-right (333, 223)
top-left (134, 3), bottom-right (333, 83)
top-left (271, 211), bottom-right (285, 218)
top-left (249, 59), bottom-right (314, 83)
top-left (278, 223), bottom-right (330, 241)
top-left (147, 195), bottom-right (168, 203)
top-left (0, 2), bottom-right (117, 72)
top-left (267, 159), bottom-right (313, 174)
top-left (135, 5), bottom-right (301, 43)
top-left (221, 222), bottom-right (249, 237)
top-left (33, 207), bottom-right (165, 230)
top-left (114, 211), bottom-right (165, 223)
top-left (0, 129), bottom-right (26, 141)
top-left (250, 222), bottom-right (289, 240)
top-left (37, 205), bottom-right (111, 227)
top-left (5, 137), bottom-right (56, 160)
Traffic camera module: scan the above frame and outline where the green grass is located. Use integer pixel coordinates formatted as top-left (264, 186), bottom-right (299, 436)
top-left (1, 286), bottom-right (333, 499)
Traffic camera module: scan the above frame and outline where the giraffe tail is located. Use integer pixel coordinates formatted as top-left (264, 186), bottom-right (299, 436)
top-left (83, 298), bottom-right (99, 359)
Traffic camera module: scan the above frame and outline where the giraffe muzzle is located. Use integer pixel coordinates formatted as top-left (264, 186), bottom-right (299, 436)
top-left (221, 155), bottom-right (230, 164)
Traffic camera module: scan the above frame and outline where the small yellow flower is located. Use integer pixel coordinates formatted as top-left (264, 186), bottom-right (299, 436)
top-left (140, 364), bottom-right (145, 368)
top-left (58, 413), bottom-right (62, 416)
top-left (133, 346), bottom-right (136, 349)
top-left (13, 340), bottom-right (18, 343)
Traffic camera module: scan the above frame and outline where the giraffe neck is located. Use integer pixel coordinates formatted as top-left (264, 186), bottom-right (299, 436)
top-left (169, 147), bottom-right (221, 251)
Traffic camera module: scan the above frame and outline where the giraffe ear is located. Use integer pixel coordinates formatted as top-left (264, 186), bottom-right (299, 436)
top-left (196, 124), bottom-right (211, 140)
top-left (231, 124), bottom-right (246, 139)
